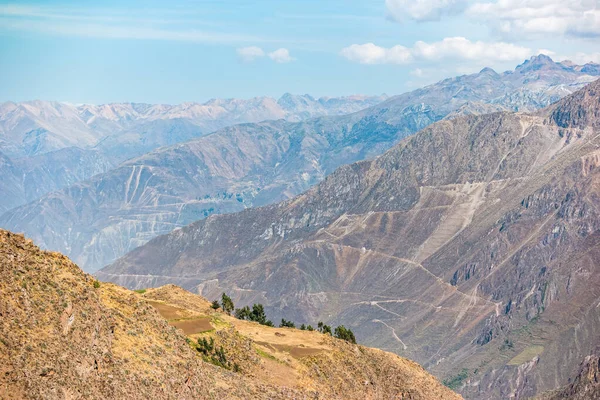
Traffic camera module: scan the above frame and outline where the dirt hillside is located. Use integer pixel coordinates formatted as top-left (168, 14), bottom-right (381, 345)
top-left (0, 229), bottom-right (460, 399)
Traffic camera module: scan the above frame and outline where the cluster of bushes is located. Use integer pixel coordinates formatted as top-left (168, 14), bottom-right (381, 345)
top-left (279, 318), bottom-right (295, 328)
top-left (193, 336), bottom-right (240, 372)
top-left (213, 292), bottom-right (357, 344)
top-left (333, 325), bottom-right (356, 344)
top-left (234, 304), bottom-right (274, 327)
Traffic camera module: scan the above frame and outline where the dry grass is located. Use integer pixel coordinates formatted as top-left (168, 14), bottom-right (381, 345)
top-left (141, 283), bottom-right (462, 399)
top-left (170, 317), bottom-right (213, 334)
top-left (507, 345), bottom-right (545, 366)
top-left (0, 228), bottom-right (462, 400)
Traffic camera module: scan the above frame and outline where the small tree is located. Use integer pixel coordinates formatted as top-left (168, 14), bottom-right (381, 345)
top-left (306, 325), bottom-right (314, 331)
top-left (300, 324), bottom-right (306, 330)
top-left (280, 318), bottom-right (295, 328)
top-left (235, 306), bottom-right (251, 320)
top-left (334, 325), bottom-right (356, 344)
top-left (322, 325), bottom-right (332, 335)
top-left (251, 304), bottom-right (267, 324)
top-left (221, 293), bottom-right (234, 315)
top-left (211, 300), bottom-right (220, 310)
top-left (317, 321), bottom-right (324, 332)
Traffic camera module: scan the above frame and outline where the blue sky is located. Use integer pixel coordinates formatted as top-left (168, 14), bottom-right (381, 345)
top-left (0, 0), bottom-right (598, 104)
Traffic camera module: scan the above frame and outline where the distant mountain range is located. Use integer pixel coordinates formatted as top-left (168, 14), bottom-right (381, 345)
top-left (99, 77), bottom-right (600, 399)
top-left (0, 94), bottom-right (388, 160)
top-left (0, 93), bottom-right (387, 214)
top-left (1, 55), bottom-right (599, 271)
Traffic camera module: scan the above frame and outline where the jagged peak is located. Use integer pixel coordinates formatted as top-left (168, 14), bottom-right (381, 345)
top-left (515, 54), bottom-right (558, 73)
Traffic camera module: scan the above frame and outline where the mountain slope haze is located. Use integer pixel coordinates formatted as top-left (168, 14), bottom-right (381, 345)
top-left (101, 79), bottom-right (600, 399)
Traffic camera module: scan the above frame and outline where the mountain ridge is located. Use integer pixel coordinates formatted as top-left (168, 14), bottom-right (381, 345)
top-left (100, 79), bottom-right (600, 399)
top-left (1, 56), bottom-right (599, 272)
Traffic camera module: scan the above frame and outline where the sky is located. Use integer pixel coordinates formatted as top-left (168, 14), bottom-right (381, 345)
top-left (0, 0), bottom-right (599, 104)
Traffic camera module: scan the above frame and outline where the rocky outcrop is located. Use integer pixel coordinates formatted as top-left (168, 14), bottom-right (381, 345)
top-left (101, 80), bottom-right (600, 399)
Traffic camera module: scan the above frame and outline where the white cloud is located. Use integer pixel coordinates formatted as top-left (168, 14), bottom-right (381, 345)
top-left (236, 47), bottom-right (294, 64)
top-left (565, 52), bottom-right (600, 64)
top-left (412, 37), bottom-right (532, 62)
top-left (341, 37), bottom-right (532, 65)
top-left (386, 0), bottom-right (468, 22)
top-left (467, 0), bottom-right (600, 38)
top-left (268, 48), bottom-right (294, 63)
top-left (237, 46), bottom-right (265, 62)
top-left (340, 43), bottom-right (413, 64)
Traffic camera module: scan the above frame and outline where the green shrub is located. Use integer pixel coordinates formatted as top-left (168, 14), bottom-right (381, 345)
top-left (443, 369), bottom-right (468, 390)
top-left (334, 325), bottom-right (356, 344)
top-left (221, 293), bottom-right (234, 315)
top-left (279, 318), bottom-right (295, 328)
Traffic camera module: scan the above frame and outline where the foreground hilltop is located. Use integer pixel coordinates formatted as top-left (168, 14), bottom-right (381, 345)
top-left (0, 229), bottom-right (459, 399)
top-left (101, 79), bottom-right (600, 399)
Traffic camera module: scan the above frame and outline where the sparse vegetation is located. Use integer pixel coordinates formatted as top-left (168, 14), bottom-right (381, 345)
top-left (134, 289), bottom-right (146, 294)
top-left (0, 229), bottom-right (461, 399)
top-left (279, 318), bottom-right (295, 328)
top-left (93, 280), bottom-right (100, 288)
top-left (211, 300), bottom-right (220, 310)
top-left (317, 321), bottom-right (332, 335)
top-left (221, 293), bottom-right (234, 315)
top-left (443, 368), bottom-right (468, 390)
top-left (499, 338), bottom-right (514, 351)
top-left (223, 292), bottom-right (354, 342)
top-left (234, 303), bottom-right (274, 326)
top-left (194, 336), bottom-right (238, 371)
top-left (334, 325), bottom-right (356, 344)
top-left (235, 305), bottom-right (251, 319)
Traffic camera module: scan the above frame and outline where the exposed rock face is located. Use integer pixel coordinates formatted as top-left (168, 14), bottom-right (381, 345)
top-left (2, 56), bottom-right (598, 272)
top-left (0, 228), bottom-right (460, 399)
top-left (101, 80), bottom-right (600, 399)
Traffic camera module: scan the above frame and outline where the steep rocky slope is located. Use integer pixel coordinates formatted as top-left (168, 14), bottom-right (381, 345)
top-left (538, 354), bottom-right (600, 400)
top-left (0, 229), bottom-right (459, 399)
top-left (3, 56), bottom-right (598, 272)
top-left (101, 80), bottom-right (600, 399)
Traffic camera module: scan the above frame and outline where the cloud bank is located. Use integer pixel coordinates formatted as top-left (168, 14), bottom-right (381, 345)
top-left (468, 0), bottom-right (600, 39)
top-left (340, 37), bottom-right (534, 65)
